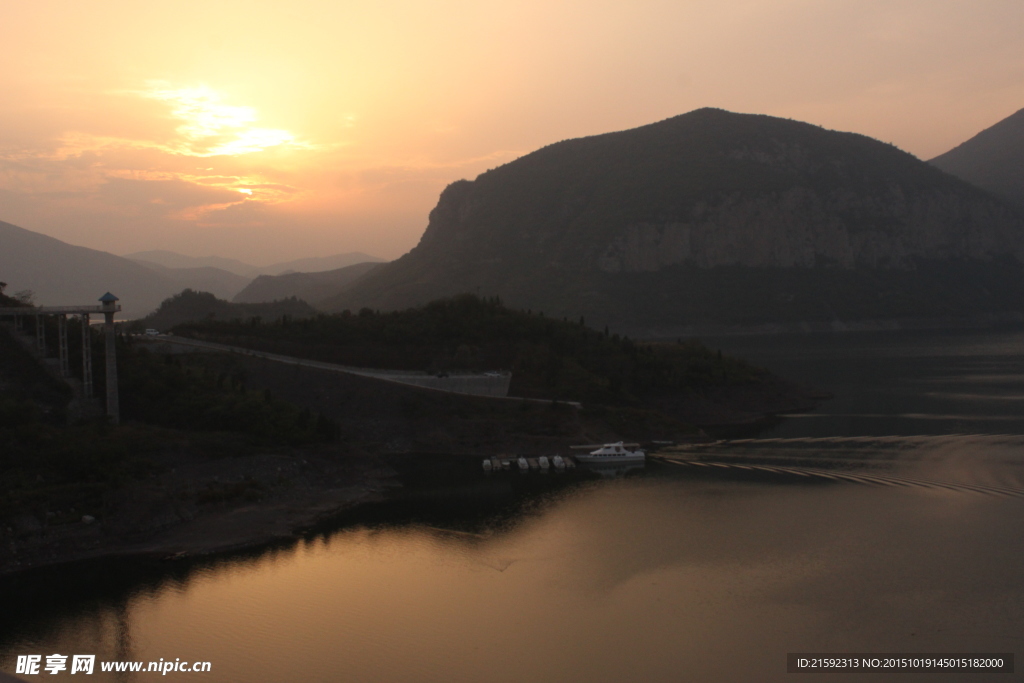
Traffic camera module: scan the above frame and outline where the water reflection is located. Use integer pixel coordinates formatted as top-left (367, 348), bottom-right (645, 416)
top-left (577, 462), bottom-right (645, 478)
top-left (3, 328), bottom-right (1024, 681)
top-left (707, 327), bottom-right (1024, 438)
top-left (2, 455), bottom-right (1022, 682)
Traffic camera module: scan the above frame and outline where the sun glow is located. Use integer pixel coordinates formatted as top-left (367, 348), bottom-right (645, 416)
top-left (145, 84), bottom-right (303, 157)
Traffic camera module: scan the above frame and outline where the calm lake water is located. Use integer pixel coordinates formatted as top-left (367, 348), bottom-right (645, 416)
top-left (3, 328), bottom-right (1024, 682)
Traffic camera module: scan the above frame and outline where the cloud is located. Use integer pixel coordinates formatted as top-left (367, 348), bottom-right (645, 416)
top-left (141, 83), bottom-right (310, 157)
top-left (97, 177), bottom-right (241, 210)
top-left (194, 198), bottom-right (274, 227)
top-left (75, 176), bottom-right (255, 223)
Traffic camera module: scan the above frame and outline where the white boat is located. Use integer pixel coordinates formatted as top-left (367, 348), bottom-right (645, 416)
top-left (575, 442), bottom-right (645, 464)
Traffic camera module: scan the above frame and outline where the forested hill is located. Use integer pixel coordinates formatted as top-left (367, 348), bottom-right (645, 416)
top-left (173, 294), bottom-right (817, 413)
top-left (131, 289), bottom-right (317, 331)
top-left (325, 108), bottom-right (1024, 333)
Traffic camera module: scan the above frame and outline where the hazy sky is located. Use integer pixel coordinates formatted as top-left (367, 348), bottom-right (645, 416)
top-left (1, 0), bottom-right (1022, 264)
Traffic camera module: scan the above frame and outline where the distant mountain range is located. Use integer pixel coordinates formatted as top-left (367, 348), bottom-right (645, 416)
top-left (233, 262), bottom-right (381, 307)
top-left (125, 249), bottom-right (385, 277)
top-left (930, 107), bottom-right (1024, 211)
top-left (0, 220), bottom-right (187, 318)
top-left (7, 107), bottom-right (1024, 331)
top-left (328, 108), bottom-right (1024, 333)
top-left (0, 221), bottom-right (383, 318)
top-left (128, 260), bottom-right (250, 301)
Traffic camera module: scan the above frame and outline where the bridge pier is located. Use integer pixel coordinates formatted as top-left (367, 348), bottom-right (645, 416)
top-left (35, 314), bottom-right (45, 355)
top-left (100, 293), bottom-right (120, 425)
top-left (58, 314), bottom-right (69, 377)
top-left (81, 313), bottom-right (93, 398)
top-left (0, 294), bottom-right (119, 420)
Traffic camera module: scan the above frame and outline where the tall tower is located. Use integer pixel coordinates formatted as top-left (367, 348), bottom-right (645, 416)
top-left (100, 292), bottom-right (120, 425)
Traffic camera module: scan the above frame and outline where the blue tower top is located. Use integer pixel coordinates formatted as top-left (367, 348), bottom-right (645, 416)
top-left (99, 292), bottom-right (119, 303)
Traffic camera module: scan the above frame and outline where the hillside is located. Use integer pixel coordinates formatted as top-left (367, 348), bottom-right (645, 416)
top-left (930, 107), bottom-right (1024, 211)
top-left (174, 293), bottom-right (822, 424)
top-left (126, 249), bottom-right (384, 277)
top-left (125, 250), bottom-right (260, 277)
top-left (132, 289), bottom-right (318, 332)
top-left (326, 108), bottom-right (1024, 332)
top-left (233, 262), bottom-right (381, 306)
top-left (0, 221), bottom-right (190, 318)
top-left (131, 261), bottom-right (251, 301)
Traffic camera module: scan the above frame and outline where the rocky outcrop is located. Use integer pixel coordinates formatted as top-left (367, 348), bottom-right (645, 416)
top-left (596, 187), bottom-right (1023, 272)
top-left (329, 108), bottom-right (1024, 329)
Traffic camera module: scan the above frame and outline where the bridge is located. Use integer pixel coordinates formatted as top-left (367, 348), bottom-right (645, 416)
top-left (0, 293), bottom-right (122, 423)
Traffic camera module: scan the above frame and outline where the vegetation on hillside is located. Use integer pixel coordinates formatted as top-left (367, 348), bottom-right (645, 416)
top-left (327, 108), bottom-right (1024, 329)
top-left (174, 294), bottom-right (761, 405)
top-left (116, 342), bottom-right (337, 444)
top-left (129, 289), bottom-right (317, 333)
top-left (0, 297), bottom-right (336, 526)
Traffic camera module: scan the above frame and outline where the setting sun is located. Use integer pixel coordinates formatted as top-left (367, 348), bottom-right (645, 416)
top-left (144, 83), bottom-right (303, 157)
top-left (0, 0), bottom-right (1022, 263)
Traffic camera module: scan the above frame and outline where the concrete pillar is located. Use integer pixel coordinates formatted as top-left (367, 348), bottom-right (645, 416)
top-left (58, 314), bottom-right (69, 377)
top-left (100, 293), bottom-right (120, 425)
top-left (81, 313), bottom-right (93, 398)
top-left (36, 314), bottom-right (45, 355)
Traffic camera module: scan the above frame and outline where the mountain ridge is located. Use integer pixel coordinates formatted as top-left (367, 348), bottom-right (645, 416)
top-left (930, 107), bottom-right (1024, 211)
top-left (0, 220), bottom-right (187, 318)
top-left (232, 262), bottom-right (382, 307)
top-left (326, 108), bottom-right (1024, 330)
top-left (125, 249), bottom-right (385, 277)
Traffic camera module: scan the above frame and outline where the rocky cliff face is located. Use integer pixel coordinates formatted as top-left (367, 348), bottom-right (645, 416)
top-left (328, 108), bottom-right (1024, 330)
top-left (596, 187), bottom-right (1022, 272)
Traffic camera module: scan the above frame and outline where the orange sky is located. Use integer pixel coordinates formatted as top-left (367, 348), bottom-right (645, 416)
top-left (1, 0), bottom-right (1022, 264)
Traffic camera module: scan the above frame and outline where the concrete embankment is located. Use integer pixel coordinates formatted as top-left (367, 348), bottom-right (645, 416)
top-left (140, 335), bottom-right (513, 398)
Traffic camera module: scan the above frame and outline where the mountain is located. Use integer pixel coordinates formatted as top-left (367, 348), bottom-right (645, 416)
top-left (125, 250), bottom-right (385, 277)
top-left (232, 261), bottom-right (382, 307)
top-left (124, 250), bottom-right (260, 277)
top-left (930, 107), bottom-right (1024, 211)
top-left (327, 108), bottom-right (1024, 332)
top-left (262, 253), bottom-right (384, 276)
top-left (0, 221), bottom-right (194, 318)
top-left (131, 261), bottom-right (250, 301)
top-left (133, 289), bottom-right (317, 332)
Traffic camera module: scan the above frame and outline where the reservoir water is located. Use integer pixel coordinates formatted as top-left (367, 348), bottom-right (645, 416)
top-left (3, 328), bottom-right (1024, 681)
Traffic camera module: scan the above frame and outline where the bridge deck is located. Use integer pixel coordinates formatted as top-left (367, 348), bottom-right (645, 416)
top-left (0, 305), bottom-right (121, 315)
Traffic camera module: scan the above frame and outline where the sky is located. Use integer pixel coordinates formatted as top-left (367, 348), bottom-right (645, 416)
top-left (1, 0), bottom-right (1022, 265)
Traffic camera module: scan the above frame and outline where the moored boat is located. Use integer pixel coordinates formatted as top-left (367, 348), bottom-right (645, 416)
top-left (575, 442), bottom-right (645, 464)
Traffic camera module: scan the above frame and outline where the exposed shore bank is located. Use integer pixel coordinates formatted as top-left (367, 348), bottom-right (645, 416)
top-left (1, 348), bottom-right (825, 580)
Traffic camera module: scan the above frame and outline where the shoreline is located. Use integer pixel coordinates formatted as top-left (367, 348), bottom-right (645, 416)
top-left (1, 356), bottom-right (827, 581)
top-left (1, 449), bottom-right (402, 581)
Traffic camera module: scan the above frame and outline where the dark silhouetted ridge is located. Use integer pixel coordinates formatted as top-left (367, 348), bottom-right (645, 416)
top-left (326, 108), bottom-right (1024, 332)
top-left (930, 107), bottom-right (1024, 211)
